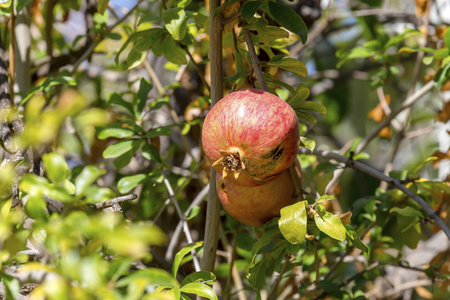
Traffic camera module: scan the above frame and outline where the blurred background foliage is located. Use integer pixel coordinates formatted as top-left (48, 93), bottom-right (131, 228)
top-left (0, 0), bottom-right (449, 299)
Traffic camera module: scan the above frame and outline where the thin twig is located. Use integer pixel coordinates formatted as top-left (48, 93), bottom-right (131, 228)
top-left (356, 80), bottom-right (435, 153)
top-left (70, 0), bottom-right (143, 75)
top-left (243, 28), bottom-right (268, 91)
top-left (94, 194), bottom-right (138, 210)
top-left (267, 255), bottom-right (291, 300)
top-left (165, 184), bottom-right (209, 261)
top-left (299, 148), bottom-right (450, 240)
top-left (380, 2), bottom-right (432, 190)
top-left (313, 239), bottom-right (320, 285)
top-left (159, 168), bottom-right (201, 272)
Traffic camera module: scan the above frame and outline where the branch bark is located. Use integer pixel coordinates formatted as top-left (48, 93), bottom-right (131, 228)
top-left (201, 0), bottom-right (223, 273)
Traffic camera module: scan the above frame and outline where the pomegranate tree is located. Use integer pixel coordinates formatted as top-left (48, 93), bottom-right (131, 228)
top-left (216, 169), bottom-right (297, 227)
top-left (202, 89), bottom-right (300, 186)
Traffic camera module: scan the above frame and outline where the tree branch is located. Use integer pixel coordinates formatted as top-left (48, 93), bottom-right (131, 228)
top-left (243, 28), bottom-right (268, 91)
top-left (201, 0), bottom-right (223, 273)
top-left (299, 148), bottom-right (450, 240)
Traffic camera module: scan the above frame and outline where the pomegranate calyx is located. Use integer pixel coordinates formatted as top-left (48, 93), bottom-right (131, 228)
top-left (213, 149), bottom-right (247, 181)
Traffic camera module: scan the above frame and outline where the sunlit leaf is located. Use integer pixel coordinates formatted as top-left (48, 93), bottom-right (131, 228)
top-left (96, 123), bottom-right (135, 139)
top-left (180, 282), bottom-right (217, 300)
top-left (118, 174), bottom-right (148, 194)
top-left (103, 139), bottom-right (142, 159)
top-left (163, 8), bottom-right (187, 41)
top-left (300, 136), bottom-right (315, 152)
top-left (117, 268), bottom-right (179, 288)
top-left (278, 201), bottom-right (307, 244)
top-left (97, 0), bottom-right (109, 15)
top-left (314, 212), bottom-right (346, 242)
top-left (42, 153), bottom-right (69, 183)
top-left (266, 56), bottom-right (307, 78)
top-left (241, 0), bottom-right (261, 21)
top-left (173, 242), bottom-right (203, 277)
top-left (264, 1), bottom-right (307, 43)
top-left (75, 166), bottom-right (106, 196)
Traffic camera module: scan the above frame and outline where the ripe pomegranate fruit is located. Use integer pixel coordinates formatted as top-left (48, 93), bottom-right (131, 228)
top-left (202, 89), bottom-right (300, 186)
top-left (216, 168), bottom-right (297, 227)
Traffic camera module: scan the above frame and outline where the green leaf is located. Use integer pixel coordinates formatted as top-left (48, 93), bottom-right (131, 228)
top-left (337, 47), bottom-right (374, 68)
top-left (24, 195), bottom-right (47, 219)
top-left (266, 56), bottom-right (307, 78)
top-left (42, 153), bottom-right (69, 183)
top-left (97, 0), bottom-right (109, 15)
top-left (344, 224), bottom-right (369, 253)
top-left (434, 62), bottom-right (450, 90)
top-left (241, 0), bottom-right (261, 22)
top-left (248, 258), bottom-right (269, 291)
top-left (96, 123), bottom-right (135, 139)
top-left (384, 29), bottom-right (420, 49)
top-left (144, 124), bottom-right (174, 138)
top-left (251, 221), bottom-right (279, 259)
top-left (115, 28), bottom-right (164, 66)
top-left (126, 47), bottom-right (147, 70)
top-left (317, 195), bottom-right (335, 203)
top-left (434, 48), bottom-right (449, 59)
top-left (296, 111), bottom-right (317, 124)
top-left (264, 1), bottom-right (307, 44)
top-left (288, 84), bottom-right (310, 104)
top-left (390, 206), bottom-right (424, 218)
top-left (173, 242), bottom-right (203, 277)
top-left (445, 27), bottom-right (450, 50)
top-left (118, 174), bottom-right (148, 194)
top-left (136, 78), bottom-right (152, 117)
top-left (181, 271), bottom-right (216, 286)
top-left (116, 268), bottom-right (179, 288)
top-left (75, 166), bottom-right (106, 197)
top-left (103, 139), bottom-right (141, 159)
top-left (142, 143), bottom-right (162, 163)
top-left (163, 8), bottom-right (188, 41)
top-left (410, 156), bottom-right (437, 174)
top-left (300, 136), bottom-right (315, 152)
top-left (180, 282), bottom-right (217, 300)
top-left (16, 0), bottom-right (32, 13)
top-left (163, 35), bottom-right (187, 65)
top-left (291, 100), bottom-right (327, 115)
top-left (0, 273), bottom-right (20, 299)
top-left (316, 171), bottom-right (333, 196)
top-left (314, 212), bottom-right (346, 242)
top-left (107, 92), bottom-right (134, 115)
top-left (186, 206), bottom-right (201, 221)
top-left (20, 76), bottom-right (77, 105)
top-left (318, 280), bottom-right (345, 298)
top-left (278, 201), bottom-right (307, 244)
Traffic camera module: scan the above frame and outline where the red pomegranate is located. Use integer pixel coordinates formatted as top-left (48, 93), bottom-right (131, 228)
top-left (216, 168), bottom-right (297, 227)
top-left (202, 89), bottom-right (300, 186)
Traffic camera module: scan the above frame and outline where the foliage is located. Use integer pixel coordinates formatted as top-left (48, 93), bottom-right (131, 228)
top-left (0, 0), bottom-right (449, 299)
